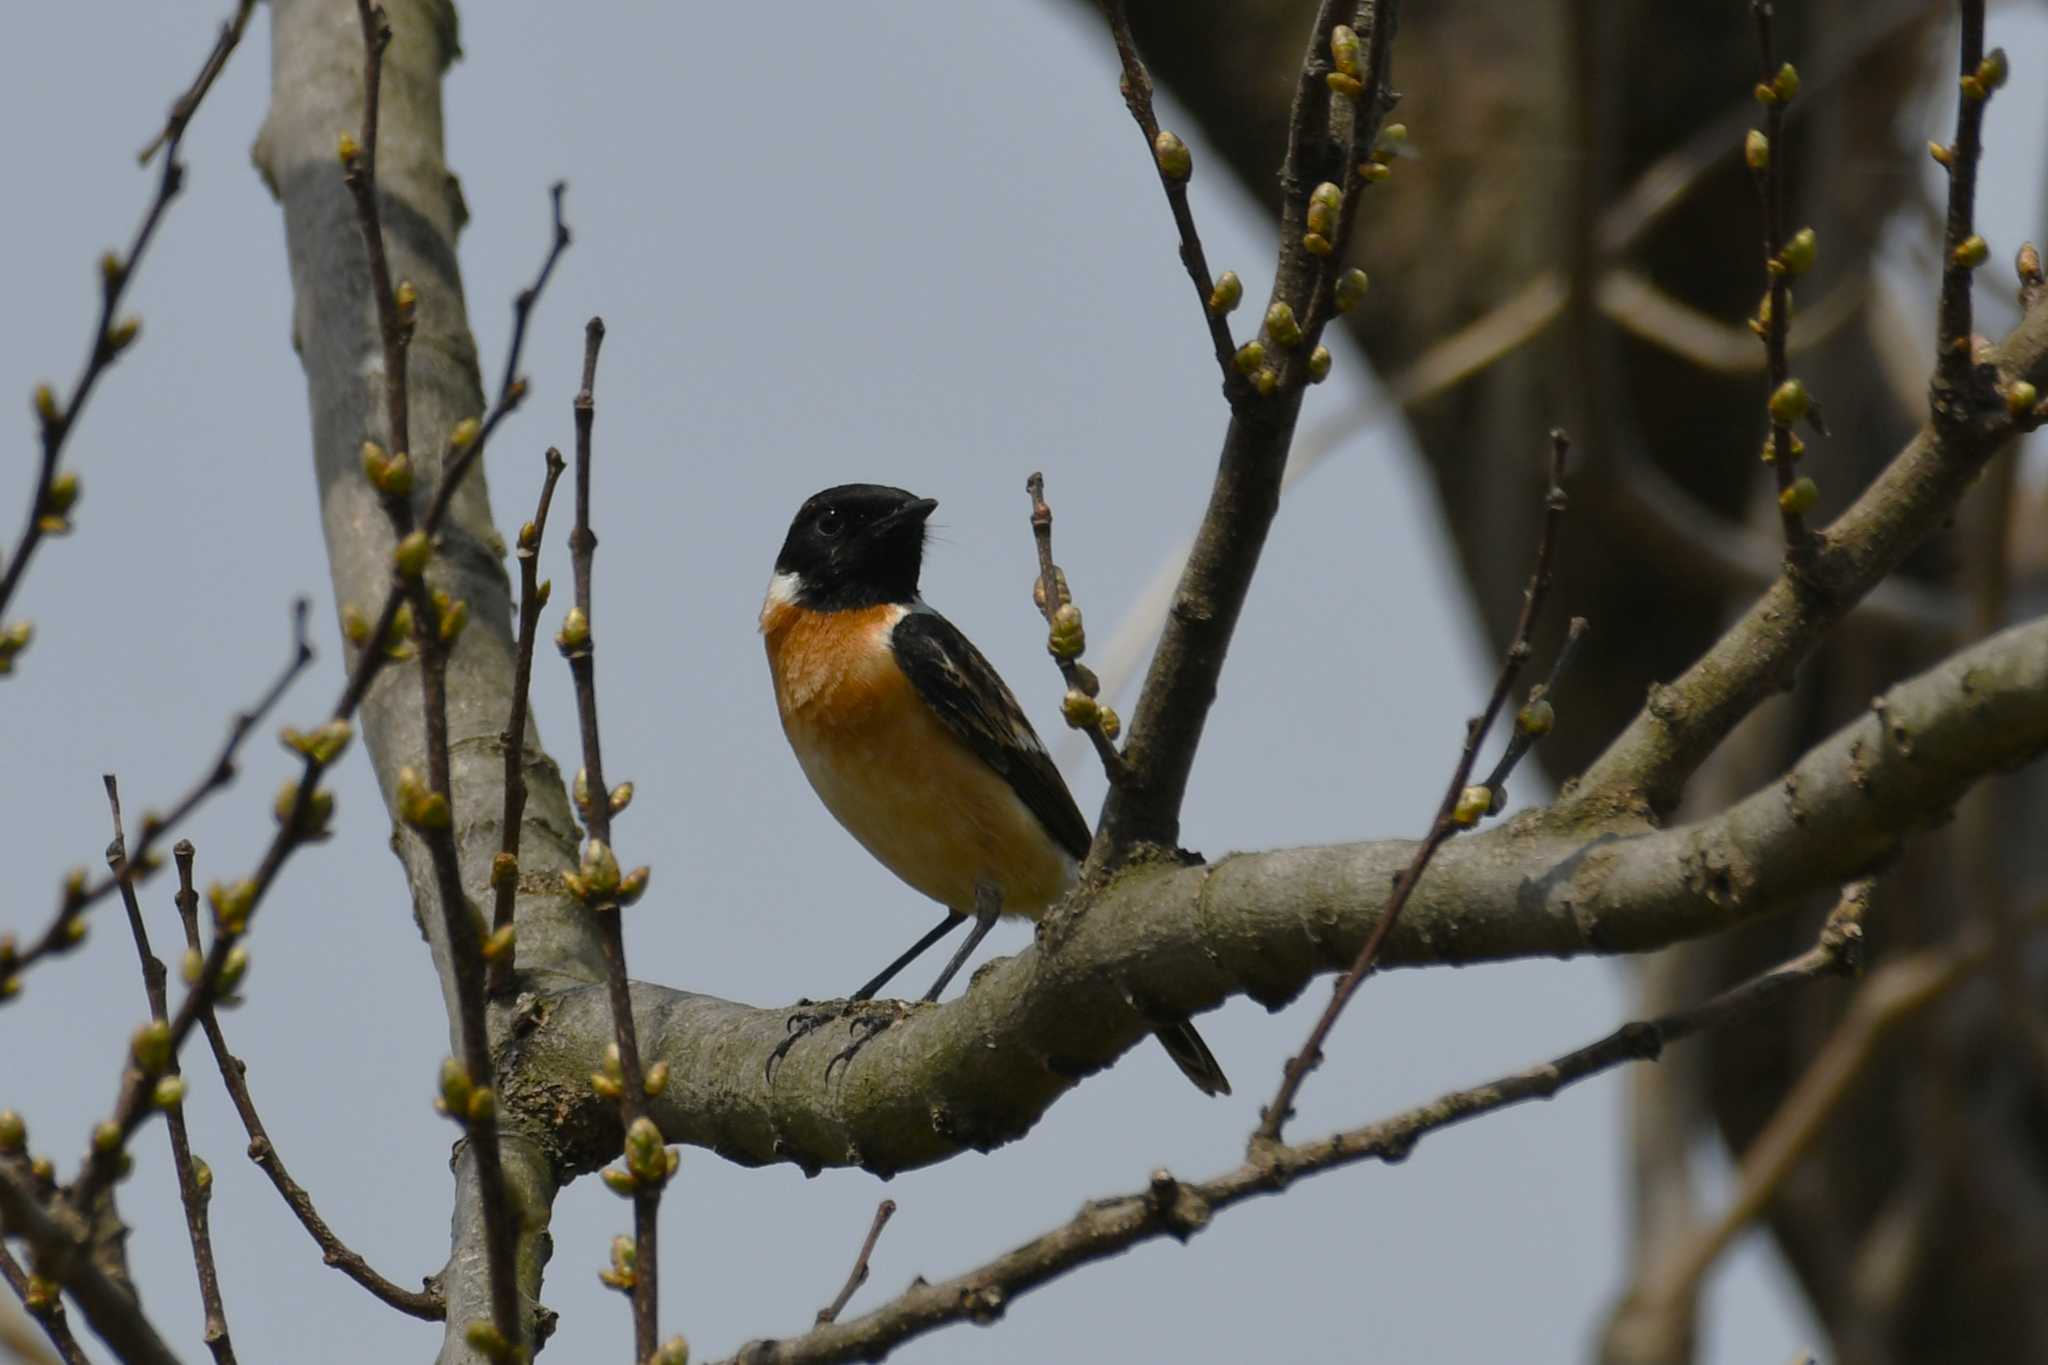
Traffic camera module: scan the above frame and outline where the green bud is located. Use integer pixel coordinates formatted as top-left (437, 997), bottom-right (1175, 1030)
top-left (1978, 49), bottom-right (2009, 92)
top-left (1153, 130), bottom-right (1192, 181)
top-left (1307, 181), bottom-right (1342, 239)
top-left (1771, 62), bottom-right (1800, 103)
top-left (153, 1076), bottom-right (188, 1110)
top-left (1206, 271), bottom-right (1242, 315)
top-left (1302, 232), bottom-right (1333, 257)
top-left (1744, 129), bottom-right (1768, 171)
top-left (462, 1320), bottom-right (515, 1363)
top-left (1234, 340), bottom-right (1266, 375)
top-left (1779, 476), bottom-right (1818, 517)
top-left (466, 1086), bottom-right (496, 1124)
top-left (625, 1116), bottom-right (668, 1184)
top-left (438, 597), bottom-right (469, 643)
top-left (1061, 690), bottom-right (1099, 729)
top-left (93, 1120), bottom-right (124, 1154)
top-left (1330, 24), bottom-right (1361, 77)
top-left (1450, 785), bottom-right (1493, 828)
top-left (394, 280), bottom-right (417, 318)
top-left (132, 1020), bottom-right (174, 1075)
top-left (1264, 301), bottom-right (1302, 349)
top-left (600, 1165), bottom-right (638, 1197)
top-left (438, 1057), bottom-right (472, 1117)
top-left (579, 839), bottom-right (622, 899)
top-left (1334, 268), bottom-right (1370, 313)
top-left (1252, 367), bottom-right (1278, 397)
top-left (0, 1110), bottom-right (25, 1153)
top-left (1097, 705), bottom-right (1121, 741)
top-left (218, 945), bottom-right (249, 993)
top-left (652, 1335), bottom-right (690, 1365)
top-left (617, 866), bottom-right (651, 906)
top-left (393, 530), bottom-right (431, 579)
top-left (1776, 227), bottom-right (1817, 277)
top-left (481, 924), bottom-right (516, 962)
top-left (1952, 234), bottom-right (1989, 269)
top-left (191, 1156), bottom-right (213, 1192)
top-left (447, 416), bottom-right (481, 451)
top-left (1307, 346), bottom-right (1332, 383)
top-left (1767, 378), bottom-right (1808, 427)
top-left (180, 948), bottom-right (204, 986)
top-left (1326, 71), bottom-right (1363, 99)
top-left (337, 131), bottom-right (361, 165)
top-left (2006, 380), bottom-right (2039, 419)
top-left (105, 317), bottom-right (141, 356)
top-left (643, 1060), bottom-right (670, 1097)
top-left (45, 472), bottom-right (80, 516)
top-left (556, 606), bottom-right (590, 654)
top-left (608, 782), bottom-right (635, 816)
top-left (1515, 698), bottom-right (1556, 737)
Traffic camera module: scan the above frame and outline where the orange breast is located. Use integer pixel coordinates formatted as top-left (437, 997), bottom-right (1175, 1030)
top-left (760, 599), bottom-right (1074, 918)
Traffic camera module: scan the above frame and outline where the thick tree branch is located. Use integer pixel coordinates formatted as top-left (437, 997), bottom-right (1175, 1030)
top-left (720, 895), bottom-right (1866, 1365)
top-left (502, 614), bottom-right (2048, 1179)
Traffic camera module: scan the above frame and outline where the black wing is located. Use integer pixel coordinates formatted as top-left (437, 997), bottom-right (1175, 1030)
top-left (890, 608), bottom-right (1092, 861)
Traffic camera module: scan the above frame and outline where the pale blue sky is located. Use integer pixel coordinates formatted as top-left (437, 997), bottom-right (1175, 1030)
top-left (6, 4), bottom-right (2043, 1362)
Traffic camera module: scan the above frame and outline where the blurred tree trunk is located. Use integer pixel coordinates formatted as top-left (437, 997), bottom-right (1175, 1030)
top-left (1083, 2), bottom-right (2048, 1360)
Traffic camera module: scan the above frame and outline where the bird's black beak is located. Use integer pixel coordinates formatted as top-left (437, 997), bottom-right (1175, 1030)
top-left (869, 497), bottom-right (938, 536)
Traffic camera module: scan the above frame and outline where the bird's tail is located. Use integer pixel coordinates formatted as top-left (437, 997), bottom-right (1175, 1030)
top-left (1154, 1019), bottom-right (1231, 1096)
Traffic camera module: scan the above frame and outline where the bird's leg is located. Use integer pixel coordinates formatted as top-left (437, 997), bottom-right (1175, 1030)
top-left (764, 911), bottom-right (967, 1082)
top-left (824, 885), bottom-right (1003, 1080)
top-left (918, 883), bottom-right (1002, 1002)
top-left (853, 911), bottom-right (966, 1001)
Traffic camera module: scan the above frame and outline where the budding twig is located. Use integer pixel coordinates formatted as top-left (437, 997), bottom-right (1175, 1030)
top-left (1255, 429), bottom-right (1573, 1146)
top-left (0, 1237), bottom-right (89, 1364)
top-left (1746, 3), bottom-right (1818, 558)
top-left (4, 600), bottom-right (310, 1001)
top-left (173, 843), bottom-right (444, 1321)
top-left (560, 317), bottom-right (668, 1361)
top-left (1, 0), bottom-right (256, 642)
top-left (1025, 473), bottom-right (1129, 787)
top-left (104, 781), bottom-right (235, 1365)
top-left (1933, 0), bottom-right (1997, 403)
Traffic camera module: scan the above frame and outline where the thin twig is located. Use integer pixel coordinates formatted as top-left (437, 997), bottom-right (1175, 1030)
top-left (1479, 616), bottom-right (1588, 811)
top-left (4, 601), bottom-right (311, 997)
top-left (815, 1200), bottom-right (897, 1326)
top-left (104, 782), bottom-right (235, 1365)
top-left (1748, 3), bottom-right (1815, 558)
top-left (1933, 1), bottom-right (1994, 404)
top-left (172, 844), bottom-right (444, 1321)
top-left (137, 1), bottom-right (257, 164)
top-left (561, 317), bottom-right (667, 1361)
top-left (0, 0), bottom-right (255, 634)
top-left (0, 1240), bottom-right (87, 1365)
top-left (1256, 430), bottom-right (1571, 1145)
top-left (1094, 2), bottom-right (1401, 860)
top-left (721, 899), bottom-right (1866, 1365)
top-left (1024, 474), bottom-right (1129, 787)
top-left (1101, 1), bottom-right (1245, 399)
top-left (0, 1163), bottom-right (179, 1365)
top-left (488, 447), bottom-right (567, 997)
top-left (1610, 885), bottom-right (1998, 1346)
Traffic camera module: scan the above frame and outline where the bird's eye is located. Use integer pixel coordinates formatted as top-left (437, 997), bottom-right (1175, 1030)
top-left (816, 508), bottom-right (844, 537)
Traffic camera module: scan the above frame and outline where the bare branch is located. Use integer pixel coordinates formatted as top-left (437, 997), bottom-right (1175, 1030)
top-left (0, 1165), bottom-right (177, 1365)
top-left (104, 782), bottom-right (234, 1365)
top-left (0, 0), bottom-right (256, 635)
top-left (4, 600), bottom-right (310, 999)
top-left (815, 1201), bottom-right (897, 1327)
top-left (719, 900), bottom-right (1865, 1365)
top-left (173, 843), bottom-right (444, 1322)
top-left (1256, 431), bottom-right (1571, 1144)
top-left (0, 1240), bottom-right (87, 1365)
top-left (505, 607), bottom-right (2048, 1182)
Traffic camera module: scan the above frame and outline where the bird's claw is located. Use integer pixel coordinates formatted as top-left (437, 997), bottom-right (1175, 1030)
top-left (764, 999), bottom-right (847, 1081)
top-left (824, 1000), bottom-right (912, 1081)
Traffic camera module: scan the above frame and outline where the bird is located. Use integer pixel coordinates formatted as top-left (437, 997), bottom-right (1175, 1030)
top-left (758, 482), bottom-right (1230, 1096)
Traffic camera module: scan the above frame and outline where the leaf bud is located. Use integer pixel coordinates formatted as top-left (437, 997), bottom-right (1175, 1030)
top-left (1776, 226), bottom-right (1817, 277)
top-left (1048, 603), bottom-right (1085, 660)
top-left (0, 1110), bottom-right (26, 1154)
top-left (1302, 232), bottom-right (1333, 256)
top-left (1097, 705), bottom-right (1121, 741)
top-left (466, 1086), bottom-right (495, 1123)
top-left (1771, 62), bottom-right (1800, 103)
top-left (1061, 690), bottom-right (1099, 729)
top-left (1952, 234), bottom-right (1988, 269)
top-left (1264, 301), bottom-right (1302, 349)
top-left (438, 597), bottom-right (469, 642)
top-left (32, 383), bottom-right (59, 429)
top-left (393, 530), bottom-right (431, 579)
top-left (1233, 340), bottom-right (1266, 375)
top-left (105, 317), bottom-right (142, 356)
top-left (1767, 378), bottom-right (1808, 427)
top-left (191, 1156), bottom-right (212, 1192)
top-left (1326, 71), bottom-right (1364, 99)
top-left (337, 131), bottom-right (361, 165)
top-left (394, 280), bottom-right (417, 319)
top-left (618, 866), bottom-right (651, 906)
top-left (481, 924), bottom-right (516, 962)
top-left (643, 1061), bottom-right (670, 1097)
top-left (447, 416), bottom-right (481, 451)
top-left (1779, 476), bottom-right (1818, 517)
top-left (1334, 268), bottom-right (1370, 313)
top-left (652, 1336), bottom-right (691, 1365)
top-left (1356, 160), bottom-right (1391, 185)
top-left (1744, 129), bottom-right (1768, 171)
top-left (556, 605), bottom-right (590, 654)
top-left (2006, 381), bottom-right (2039, 420)
top-left (609, 782), bottom-right (635, 816)
top-left (132, 1020), bottom-right (174, 1075)
top-left (1451, 785), bottom-right (1493, 828)
top-left (218, 945), bottom-right (249, 993)
top-left (45, 472), bottom-right (80, 516)
top-left (625, 1116), bottom-right (669, 1184)
top-left (1252, 367), bottom-right (1279, 397)
top-left (1307, 181), bottom-right (1342, 238)
top-left (1516, 698), bottom-right (1556, 737)
top-left (462, 1321), bottom-right (515, 1363)
top-left (1207, 271), bottom-right (1242, 315)
top-left (437, 1057), bottom-right (472, 1117)
top-left (1153, 130), bottom-right (1192, 181)
top-left (153, 1076), bottom-right (188, 1111)
top-left (93, 1120), bottom-right (124, 1154)
top-left (1330, 24), bottom-right (1361, 76)
top-left (1307, 346), bottom-right (1332, 382)
top-left (600, 1165), bottom-right (638, 1197)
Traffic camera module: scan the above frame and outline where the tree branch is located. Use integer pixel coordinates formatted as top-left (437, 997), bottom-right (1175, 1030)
top-left (501, 612), bottom-right (2048, 1179)
top-left (1570, 268), bottom-right (2048, 818)
top-left (719, 893), bottom-right (1867, 1365)
top-left (0, 1165), bottom-right (176, 1365)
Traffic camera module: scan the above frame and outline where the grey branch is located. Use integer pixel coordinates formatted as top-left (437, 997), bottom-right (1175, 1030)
top-left (504, 616), bottom-right (2048, 1179)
